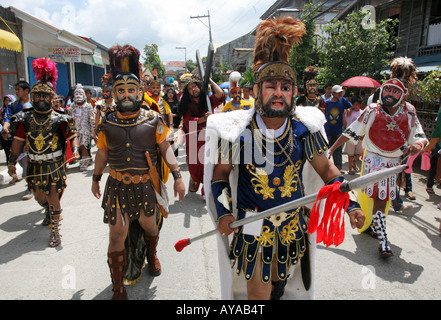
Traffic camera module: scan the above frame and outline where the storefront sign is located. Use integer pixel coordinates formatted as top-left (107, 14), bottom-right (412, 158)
top-left (48, 47), bottom-right (81, 63)
top-left (92, 48), bottom-right (103, 66)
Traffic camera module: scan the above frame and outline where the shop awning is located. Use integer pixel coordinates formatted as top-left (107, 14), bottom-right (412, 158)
top-left (0, 15), bottom-right (21, 52)
top-left (0, 29), bottom-right (21, 52)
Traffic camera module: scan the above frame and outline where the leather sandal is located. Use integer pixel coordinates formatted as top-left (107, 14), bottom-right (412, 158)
top-left (49, 207), bottom-right (62, 247)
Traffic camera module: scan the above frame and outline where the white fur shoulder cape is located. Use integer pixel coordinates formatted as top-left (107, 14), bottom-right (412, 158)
top-left (203, 107), bottom-right (328, 300)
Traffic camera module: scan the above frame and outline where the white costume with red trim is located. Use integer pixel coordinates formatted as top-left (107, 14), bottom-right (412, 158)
top-left (343, 101), bottom-right (427, 200)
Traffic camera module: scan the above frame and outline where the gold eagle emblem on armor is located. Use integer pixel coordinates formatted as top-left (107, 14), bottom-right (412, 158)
top-left (247, 164), bottom-right (275, 200)
top-left (34, 133), bottom-right (45, 152)
top-left (279, 161), bottom-right (301, 198)
top-left (50, 135), bottom-right (59, 151)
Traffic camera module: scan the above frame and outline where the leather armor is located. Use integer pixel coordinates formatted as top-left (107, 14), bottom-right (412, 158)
top-left (99, 109), bottom-right (162, 174)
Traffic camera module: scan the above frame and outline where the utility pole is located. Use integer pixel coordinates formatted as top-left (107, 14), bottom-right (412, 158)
top-left (190, 10), bottom-right (213, 43)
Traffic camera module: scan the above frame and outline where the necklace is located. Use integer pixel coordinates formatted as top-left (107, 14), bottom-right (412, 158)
top-left (251, 117), bottom-right (294, 167)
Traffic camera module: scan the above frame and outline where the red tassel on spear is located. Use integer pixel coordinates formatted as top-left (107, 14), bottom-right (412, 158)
top-left (308, 182), bottom-right (349, 247)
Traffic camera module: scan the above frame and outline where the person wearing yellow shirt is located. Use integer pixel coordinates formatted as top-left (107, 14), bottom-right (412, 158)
top-left (221, 85), bottom-right (253, 112)
top-left (149, 80), bottom-right (173, 128)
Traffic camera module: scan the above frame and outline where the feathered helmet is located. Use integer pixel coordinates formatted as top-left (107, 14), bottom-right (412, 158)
top-left (31, 57), bottom-right (58, 97)
top-left (229, 71), bottom-right (242, 94)
top-left (303, 65), bottom-right (318, 89)
top-left (252, 17), bottom-right (306, 115)
top-left (390, 56), bottom-right (417, 88)
top-left (379, 57), bottom-right (416, 108)
top-left (101, 73), bottom-right (112, 89)
top-left (109, 44), bottom-right (141, 89)
top-left (108, 44), bottom-right (142, 112)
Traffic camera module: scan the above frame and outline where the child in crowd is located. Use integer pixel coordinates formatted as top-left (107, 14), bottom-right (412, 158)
top-left (343, 95), bottom-right (363, 174)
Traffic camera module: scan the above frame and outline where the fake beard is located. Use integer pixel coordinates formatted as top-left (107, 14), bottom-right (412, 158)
top-left (307, 88), bottom-right (317, 95)
top-left (34, 99), bottom-right (52, 113)
top-left (102, 91), bottom-right (111, 99)
top-left (116, 96), bottom-right (140, 113)
top-left (382, 95), bottom-right (399, 107)
top-left (258, 96), bottom-right (293, 118)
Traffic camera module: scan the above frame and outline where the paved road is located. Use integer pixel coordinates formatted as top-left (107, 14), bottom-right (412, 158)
top-left (0, 146), bottom-right (440, 300)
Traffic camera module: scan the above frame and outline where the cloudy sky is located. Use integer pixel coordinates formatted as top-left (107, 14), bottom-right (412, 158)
top-left (3, 0), bottom-right (271, 63)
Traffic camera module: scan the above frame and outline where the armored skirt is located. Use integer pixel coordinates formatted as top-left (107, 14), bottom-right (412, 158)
top-left (97, 108), bottom-right (169, 282)
top-left (11, 110), bottom-right (77, 196)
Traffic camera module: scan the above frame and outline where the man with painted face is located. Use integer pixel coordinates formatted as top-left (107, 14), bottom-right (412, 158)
top-left (68, 84), bottom-right (95, 171)
top-left (94, 73), bottom-right (116, 133)
top-left (92, 45), bottom-right (185, 300)
top-left (329, 57), bottom-right (428, 258)
top-left (7, 57), bottom-right (80, 247)
top-left (204, 17), bottom-right (364, 300)
top-left (222, 71), bottom-right (253, 113)
top-left (296, 66), bottom-right (326, 113)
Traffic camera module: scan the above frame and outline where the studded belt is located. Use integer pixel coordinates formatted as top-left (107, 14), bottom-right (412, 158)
top-left (109, 167), bottom-right (150, 185)
top-left (28, 150), bottom-right (63, 161)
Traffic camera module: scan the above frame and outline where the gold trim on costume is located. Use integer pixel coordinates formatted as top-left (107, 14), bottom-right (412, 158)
top-left (247, 164), bottom-right (275, 200)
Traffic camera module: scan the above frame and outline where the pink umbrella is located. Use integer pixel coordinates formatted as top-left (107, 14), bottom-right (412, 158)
top-left (340, 76), bottom-right (381, 88)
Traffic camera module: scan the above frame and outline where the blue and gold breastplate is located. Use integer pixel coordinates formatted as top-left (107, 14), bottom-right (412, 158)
top-left (227, 114), bottom-right (328, 283)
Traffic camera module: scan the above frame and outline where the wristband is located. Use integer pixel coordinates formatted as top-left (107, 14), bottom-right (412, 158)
top-left (347, 199), bottom-right (361, 214)
top-left (92, 173), bottom-right (102, 182)
top-left (211, 179), bottom-right (232, 221)
top-left (171, 169), bottom-right (182, 180)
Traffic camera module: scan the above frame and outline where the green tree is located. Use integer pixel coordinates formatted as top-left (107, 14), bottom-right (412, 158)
top-left (417, 67), bottom-right (441, 104)
top-left (317, 8), bottom-right (398, 84)
top-left (143, 44), bottom-right (165, 78)
top-left (186, 59), bottom-right (197, 73)
top-left (289, 0), bottom-right (318, 85)
top-left (239, 67), bottom-right (254, 87)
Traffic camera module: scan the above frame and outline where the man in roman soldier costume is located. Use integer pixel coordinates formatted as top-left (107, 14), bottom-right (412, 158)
top-left (91, 44), bottom-right (185, 300)
top-left (94, 73), bottom-right (117, 133)
top-left (329, 57), bottom-right (427, 258)
top-left (204, 17), bottom-right (365, 300)
top-left (296, 65), bottom-right (325, 112)
top-left (8, 57), bottom-right (80, 247)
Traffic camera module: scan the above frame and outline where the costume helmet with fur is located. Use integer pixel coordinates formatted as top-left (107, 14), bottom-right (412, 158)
top-left (379, 56), bottom-right (416, 108)
top-left (303, 65), bottom-right (318, 91)
top-left (108, 44), bottom-right (142, 113)
top-left (252, 17), bottom-right (306, 117)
